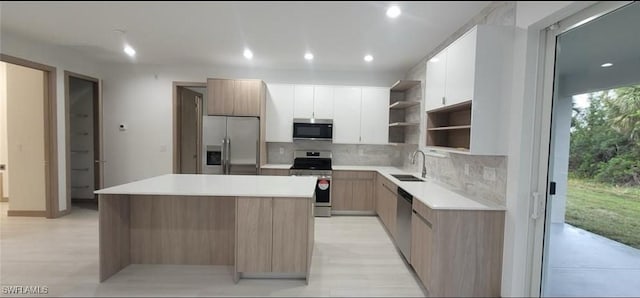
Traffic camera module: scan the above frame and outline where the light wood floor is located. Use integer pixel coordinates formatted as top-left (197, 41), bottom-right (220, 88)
top-left (0, 202), bottom-right (426, 297)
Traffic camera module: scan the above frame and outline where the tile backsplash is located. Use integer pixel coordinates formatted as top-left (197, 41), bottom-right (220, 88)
top-left (267, 141), bottom-right (404, 166)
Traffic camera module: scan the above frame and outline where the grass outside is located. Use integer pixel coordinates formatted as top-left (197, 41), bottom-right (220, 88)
top-left (566, 177), bottom-right (640, 249)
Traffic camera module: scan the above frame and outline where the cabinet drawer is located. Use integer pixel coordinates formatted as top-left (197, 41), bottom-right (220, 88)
top-left (377, 174), bottom-right (397, 194)
top-left (412, 199), bottom-right (433, 225)
top-left (333, 170), bottom-right (375, 180)
top-left (260, 168), bottom-right (290, 176)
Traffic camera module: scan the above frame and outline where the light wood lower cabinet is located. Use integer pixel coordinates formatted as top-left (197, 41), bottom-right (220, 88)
top-left (260, 168), bottom-right (290, 176)
top-left (411, 199), bottom-right (505, 297)
top-left (236, 197), bottom-right (273, 273)
top-left (332, 171), bottom-right (375, 211)
top-left (235, 197), bottom-right (314, 275)
top-left (375, 173), bottom-right (397, 239)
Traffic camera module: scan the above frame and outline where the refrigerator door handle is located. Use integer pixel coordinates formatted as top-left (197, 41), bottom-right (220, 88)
top-left (221, 138), bottom-right (227, 175)
top-left (228, 137), bottom-right (232, 175)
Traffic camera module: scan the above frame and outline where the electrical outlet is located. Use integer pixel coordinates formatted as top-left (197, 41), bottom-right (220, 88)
top-left (483, 166), bottom-right (496, 181)
top-left (464, 164), bottom-right (470, 176)
top-left (279, 147), bottom-right (284, 155)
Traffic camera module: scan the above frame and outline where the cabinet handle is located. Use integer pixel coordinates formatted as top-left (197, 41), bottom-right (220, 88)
top-left (441, 97), bottom-right (446, 105)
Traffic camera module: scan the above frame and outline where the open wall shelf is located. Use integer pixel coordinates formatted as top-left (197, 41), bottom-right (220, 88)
top-left (388, 80), bottom-right (422, 145)
top-left (426, 101), bottom-right (472, 150)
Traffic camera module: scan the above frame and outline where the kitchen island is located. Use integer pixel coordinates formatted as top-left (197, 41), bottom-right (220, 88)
top-left (95, 174), bottom-right (317, 283)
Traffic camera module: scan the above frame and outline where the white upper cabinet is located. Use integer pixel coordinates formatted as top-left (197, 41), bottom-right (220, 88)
top-left (313, 86), bottom-right (334, 119)
top-left (265, 84), bottom-right (295, 142)
top-left (425, 26), bottom-right (482, 111)
top-left (360, 87), bottom-right (389, 144)
top-left (293, 85), bottom-right (314, 119)
top-left (445, 27), bottom-right (477, 106)
top-left (425, 50), bottom-right (447, 111)
top-left (332, 87), bottom-right (362, 144)
top-left (424, 25), bottom-right (513, 155)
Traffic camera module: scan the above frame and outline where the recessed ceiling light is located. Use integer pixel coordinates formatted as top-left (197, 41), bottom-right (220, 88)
top-left (600, 62), bottom-right (613, 68)
top-left (304, 52), bottom-right (314, 60)
top-left (243, 48), bottom-right (253, 59)
top-left (429, 57), bottom-right (440, 63)
top-left (386, 6), bottom-right (402, 18)
top-left (123, 44), bottom-right (136, 57)
top-left (364, 55), bottom-right (374, 62)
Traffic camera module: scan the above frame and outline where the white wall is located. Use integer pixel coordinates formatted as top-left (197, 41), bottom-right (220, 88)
top-left (0, 62), bottom-right (8, 198)
top-left (501, 1), bottom-right (593, 296)
top-left (0, 32), bottom-right (103, 211)
top-left (100, 63), bottom-right (402, 187)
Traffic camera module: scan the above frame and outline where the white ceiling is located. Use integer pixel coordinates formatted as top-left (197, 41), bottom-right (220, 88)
top-left (0, 1), bottom-right (489, 72)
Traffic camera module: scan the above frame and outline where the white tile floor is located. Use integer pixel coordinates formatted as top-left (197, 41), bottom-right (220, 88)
top-left (0, 203), bottom-right (426, 297)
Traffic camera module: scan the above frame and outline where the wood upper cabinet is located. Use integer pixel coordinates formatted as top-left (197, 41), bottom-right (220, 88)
top-left (235, 197), bottom-right (312, 274)
top-left (207, 78), bottom-right (263, 116)
top-left (207, 79), bottom-right (235, 115)
top-left (332, 171), bottom-right (375, 211)
top-left (234, 80), bottom-right (262, 116)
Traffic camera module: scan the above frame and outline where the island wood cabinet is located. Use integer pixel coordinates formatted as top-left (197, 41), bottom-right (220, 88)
top-left (410, 199), bottom-right (505, 297)
top-left (207, 78), bottom-right (264, 116)
top-left (235, 197), bottom-right (314, 277)
top-left (375, 173), bottom-right (397, 239)
top-left (331, 171), bottom-right (375, 212)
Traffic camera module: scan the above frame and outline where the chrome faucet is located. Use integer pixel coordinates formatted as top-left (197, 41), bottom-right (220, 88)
top-left (410, 149), bottom-right (427, 178)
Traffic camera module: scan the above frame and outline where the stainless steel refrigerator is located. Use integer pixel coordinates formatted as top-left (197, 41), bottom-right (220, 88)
top-left (203, 116), bottom-right (259, 175)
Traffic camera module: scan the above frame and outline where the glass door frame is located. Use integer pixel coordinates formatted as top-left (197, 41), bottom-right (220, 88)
top-left (529, 1), bottom-right (634, 296)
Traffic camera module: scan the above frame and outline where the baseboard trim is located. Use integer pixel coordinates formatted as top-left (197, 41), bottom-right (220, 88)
top-left (7, 210), bottom-right (47, 217)
top-left (55, 208), bottom-right (71, 218)
top-left (0, 197), bottom-right (8, 202)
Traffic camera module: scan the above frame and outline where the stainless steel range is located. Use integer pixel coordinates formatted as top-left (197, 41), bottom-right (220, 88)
top-left (289, 150), bottom-right (332, 217)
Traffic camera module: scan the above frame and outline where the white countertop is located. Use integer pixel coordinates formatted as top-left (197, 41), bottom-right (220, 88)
top-left (95, 174), bottom-right (317, 198)
top-left (262, 164), bottom-right (505, 211)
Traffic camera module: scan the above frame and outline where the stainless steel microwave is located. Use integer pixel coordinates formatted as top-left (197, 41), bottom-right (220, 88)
top-left (293, 119), bottom-right (333, 141)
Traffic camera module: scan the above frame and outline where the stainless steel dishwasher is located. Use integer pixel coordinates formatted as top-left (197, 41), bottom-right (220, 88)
top-left (396, 187), bottom-right (413, 261)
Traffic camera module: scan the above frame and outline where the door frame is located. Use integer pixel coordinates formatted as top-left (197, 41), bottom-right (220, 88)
top-left (0, 54), bottom-right (58, 218)
top-left (64, 71), bottom-right (102, 209)
top-left (528, 1), bottom-right (633, 296)
top-left (172, 82), bottom-right (205, 173)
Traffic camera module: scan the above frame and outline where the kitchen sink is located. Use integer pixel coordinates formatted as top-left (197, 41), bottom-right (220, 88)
top-left (391, 174), bottom-right (424, 182)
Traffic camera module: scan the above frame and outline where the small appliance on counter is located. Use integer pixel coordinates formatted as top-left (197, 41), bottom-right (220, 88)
top-left (289, 150), bottom-right (332, 217)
